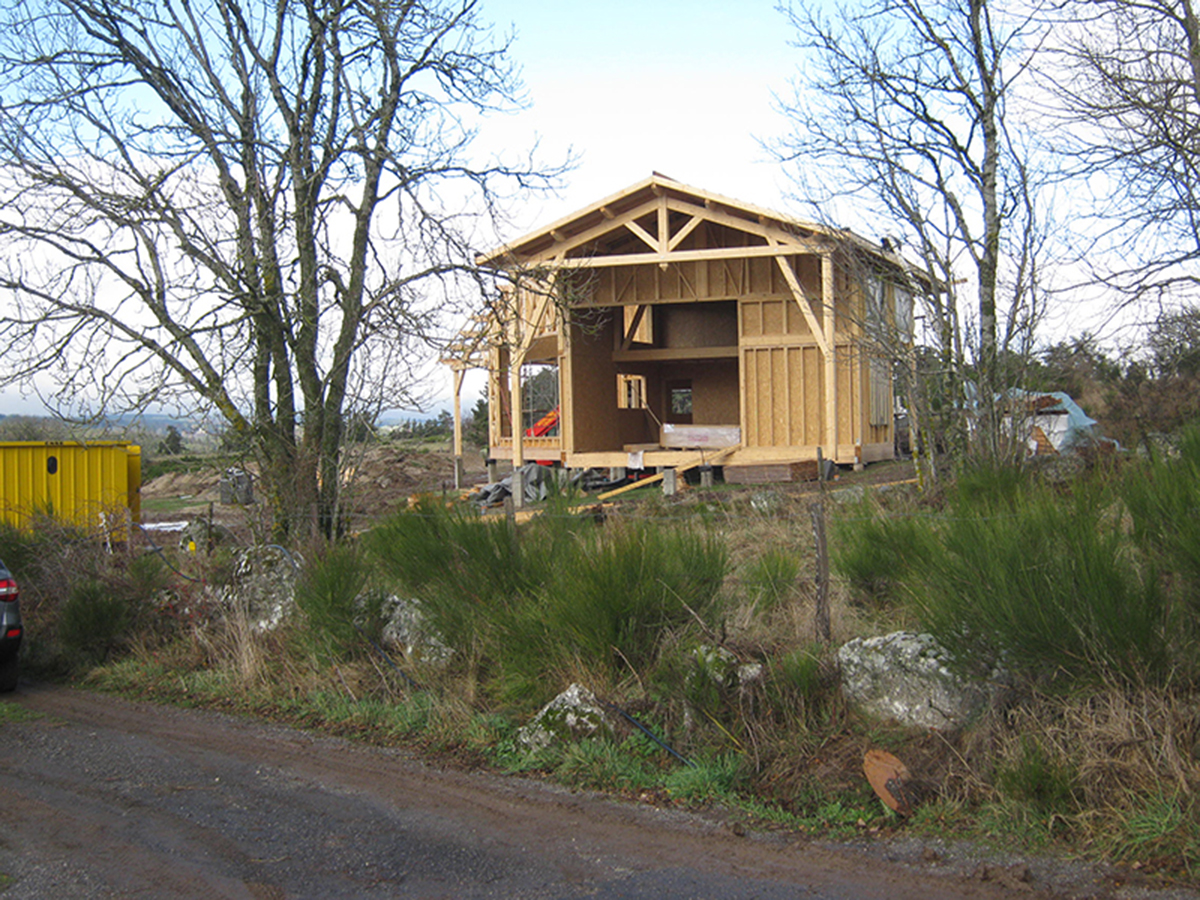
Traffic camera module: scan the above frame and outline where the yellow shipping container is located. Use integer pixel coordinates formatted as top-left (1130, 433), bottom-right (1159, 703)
top-left (0, 441), bottom-right (141, 538)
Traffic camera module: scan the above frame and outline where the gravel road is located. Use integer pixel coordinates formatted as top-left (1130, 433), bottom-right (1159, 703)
top-left (0, 684), bottom-right (1191, 899)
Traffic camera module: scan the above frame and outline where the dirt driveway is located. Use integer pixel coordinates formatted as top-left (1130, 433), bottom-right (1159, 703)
top-left (0, 685), bottom-right (1184, 899)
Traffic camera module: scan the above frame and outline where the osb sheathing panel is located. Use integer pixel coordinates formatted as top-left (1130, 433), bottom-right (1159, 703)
top-left (590, 252), bottom-right (823, 308)
top-left (742, 344), bottom-right (881, 451)
top-left (837, 346), bottom-right (858, 448)
top-left (568, 316), bottom-right (623, 452)
top-left (660, 361), bottom-right (739, 425)
top-left (657, 302), bottom-right (738, 349)
top-left (742, 345), bottom-right (828, 448)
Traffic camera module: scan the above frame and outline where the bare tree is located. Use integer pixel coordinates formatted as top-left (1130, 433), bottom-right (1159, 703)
top-left (1043, 1), bottom-right (1200, 306)
top-left (771, 0), bottom-right (1051, 458)
top-left (0, 0), bottom-right (563, 536)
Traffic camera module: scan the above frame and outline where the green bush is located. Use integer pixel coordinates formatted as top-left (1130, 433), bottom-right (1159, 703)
top-left (1121, 424), bottom-right (1200, 603)
top-left (914, 483), bottom-right (1172, 684)
top-left (367, 503), bottom-right (727, 709)
top-left (831, 502), bottom-right (938, 604)
top-left (831, 461), bottom-right (1179, 686)
top-left (534, 522), bottom-right (728, 677)
top-left (57, 580), bottom-right (131, 667)
top-left (293, 543), bottom-right (374, 660)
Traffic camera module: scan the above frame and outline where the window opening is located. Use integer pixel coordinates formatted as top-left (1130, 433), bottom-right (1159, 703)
top-left (667, 381), bottom-right (693, 424)
top-left (617, 373), bottom-right (647, 409)
top-left (521, 362), bottom-right (559, 437)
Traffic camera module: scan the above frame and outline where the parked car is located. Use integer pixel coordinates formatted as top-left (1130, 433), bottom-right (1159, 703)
top-left (0, 560), bottom-right (21, 691)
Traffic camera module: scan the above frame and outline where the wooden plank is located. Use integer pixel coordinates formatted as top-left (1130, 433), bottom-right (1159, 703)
top-left (668, 214), bottom-right (703, 251)
top-left (596, 445), bottom-right (739, 500)
top-left (621, 304), bottom-right (649, 350)
top-left (625, 218), bottom-right (659, 252)
top-left (665, 197), bottom-right (828, 253)
top-left (521, 197), bottom-right (661, 262)
top-left (657, 194), bottom-right (669, 255)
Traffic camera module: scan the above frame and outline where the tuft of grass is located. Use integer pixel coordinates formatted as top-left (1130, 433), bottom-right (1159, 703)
top-left (552, 738), bottom-right (655, 794)
top-left (0, 700), bottom-right (40, 724)
top-left (742, 548), bottom-right (801, 613)
top-left (1109, 792), bottom-right (1200, 872)
top-left (994, 737), bottom-right (1079, 815)
top-left (663, 753), bottom-right (746, 803)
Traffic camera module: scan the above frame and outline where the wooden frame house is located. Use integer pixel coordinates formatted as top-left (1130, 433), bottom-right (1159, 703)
top-left (446, 174), bottom-right (932, 484)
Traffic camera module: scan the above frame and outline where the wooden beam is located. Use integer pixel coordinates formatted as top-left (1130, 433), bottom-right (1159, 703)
top-left (666, 197), bottom-right (827, 252)
top-left (823, 254), bottom-right (838, 457)
top-left (613, 345), bottom-right (738, 363)
top-left (775, 254), bottom-right (830, 356)
top-left (668, 214), bottom-right (703, 251)
top-left (522, 198), bottom-right (660, 262)
top-left (625, 219), bottom-right (659, 252)
top-left (553, 243), bottom-right (817, 269)
top-left (600, 205), bottom-right (615, 219)
top-left (657, 194), bottom-right (670, 270)
top-left (452, 368), bottom-right (465, 458)
top-left (510, 361), bottom-right (525, 468)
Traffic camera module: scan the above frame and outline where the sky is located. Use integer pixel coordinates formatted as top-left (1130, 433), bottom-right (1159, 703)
top-left (437, 0), bottom-right (811, 409)
top-left (476, 0), bottom-right (802, 230)
top-left (1, 0), bottom-right (807, 419)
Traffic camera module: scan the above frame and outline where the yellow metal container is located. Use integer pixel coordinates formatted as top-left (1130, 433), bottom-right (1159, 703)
top-left (0, 441), bottom-right (142, 537)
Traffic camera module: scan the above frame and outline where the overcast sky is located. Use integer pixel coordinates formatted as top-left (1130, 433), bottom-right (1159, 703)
top-left (478, 0), bottom-right (803, 232)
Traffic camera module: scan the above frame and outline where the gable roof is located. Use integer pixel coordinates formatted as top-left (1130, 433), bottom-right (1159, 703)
top-left (477, 172), bottom-right (930, 287)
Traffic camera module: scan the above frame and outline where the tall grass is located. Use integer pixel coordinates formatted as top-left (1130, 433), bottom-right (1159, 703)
top-left (292, 542), bottom-right (375, 661)
top-left (832, 465), bottom-right (1179, 686)
top-left (365, 503), bottom-right (728, 709)
top-left (917, 484), bottom-right (1172, 684)
top-left (1121, 425), bottom-right (1200, 602)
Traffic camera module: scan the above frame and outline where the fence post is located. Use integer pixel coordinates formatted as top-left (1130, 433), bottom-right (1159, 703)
top-left (811, 497), bottom-right (831, 645)
top-left (812, 446), bottom-right (831, 645)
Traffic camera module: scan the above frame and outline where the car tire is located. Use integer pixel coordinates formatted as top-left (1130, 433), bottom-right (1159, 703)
top-left (0, 654), bottom-right (17, 692)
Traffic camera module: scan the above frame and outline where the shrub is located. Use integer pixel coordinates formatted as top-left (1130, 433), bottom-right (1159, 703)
top-left (534, 521), bottom-right (728, 678)
top-left (293, 542), bottom-right (374, 661)
top-left (831, 501), bottom-right (938, 604)
top-left (913, 483), bottom-right (1173, 684)
top-left (57, 579), bottom-right (131, 667)
top-left (367, 503), bottom-right (727, 709)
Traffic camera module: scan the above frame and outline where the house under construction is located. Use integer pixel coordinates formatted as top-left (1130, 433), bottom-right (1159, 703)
top-left (445, 174), bottom-right (934, 486)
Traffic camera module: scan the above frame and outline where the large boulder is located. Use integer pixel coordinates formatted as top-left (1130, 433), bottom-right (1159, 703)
top-left (838, 631), bottom-right (1001, 731)
top-left (378, 595), bottom-right (453, 665)
top-left (220, 545), bottom-right (302, 632)
top-left (516, 683), bottom-right (613, 752)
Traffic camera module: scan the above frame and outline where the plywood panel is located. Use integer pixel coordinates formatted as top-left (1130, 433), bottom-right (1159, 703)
top-left (836, 345), bottom-right (857, 447)
top-left (739, 343), bottom-right (836, 450)
top-left (804, 346), bottom-right (823, 445)
top-left (659, 302), bottom-right (738, 349)
top-left (742, 301), bottom-right (762, 338)
top-left (762, 300), bottom-right (784, 336)
top-left (749, 257), bottom-right (771, 294)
